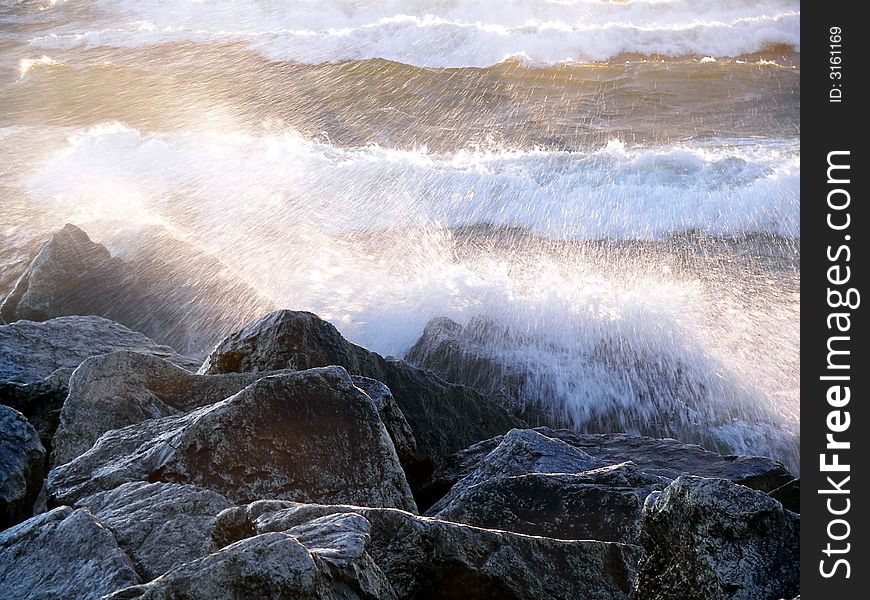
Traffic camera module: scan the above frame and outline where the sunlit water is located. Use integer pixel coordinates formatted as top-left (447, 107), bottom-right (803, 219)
top-left (0, 0), bottom-right (800, 471)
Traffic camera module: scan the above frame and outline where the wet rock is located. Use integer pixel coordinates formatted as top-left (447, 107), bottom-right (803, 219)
top-left (634, 476), bottom-right (800, 600)
top-left (200, 310), bottom-right (525, 486)
top-left (1, 405), bottom-right (46, 529)
top-left (76, 482), bottom-right (233, 581)
top-left (0, 367), bottom-right (72, 451)
top-left (769, 478), bottom-right (800, 514)
top-left (351, 376), bottom-right (418, 470)
top-left (214, 501), bottom-right (641, 600)
top-left (0, 224), bottom-right (124, 324)
top-left (405, 316), bottom-right (796, 467)
top-left (421, 427), bottom-right (794, 509)
top-left (47, 368), bottom-right (416, 512)
top-left (0, 315), bottom-right (199, 386)
top-left (0, 506), bottom-right (141, 599)
top-left (427, 430), bottom-right (666, 541)
top-left (1, 224), bottom-right (272, 354)
top-left (108, 512), bottom-right (396, 600)
top-left (51, 351), bottom-right (280, 466)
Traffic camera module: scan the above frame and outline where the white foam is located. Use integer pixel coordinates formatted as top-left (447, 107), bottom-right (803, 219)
top-left (14, 123), bottom-right (799, 467)
top-left (29, 0), bottom-right (800, 67)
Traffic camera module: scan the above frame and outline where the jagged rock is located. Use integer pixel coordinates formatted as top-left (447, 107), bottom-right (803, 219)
top-left (1, 405), bottom-right (46, 529)
top-left (405, 316), bottom-right (796, 468)
top-left (200, 310), bottom-right (525, 487)
top-left (51, 351), bottom-right (281, 466)
top-left (426, 429), bottom-right (665, 542)
top-left (351, 376), bottom-right (418, 470)
top-left (214, 501), bottom-right (641, 600)
top-left (0, 315), bottom-right (199, 386)
top-left (421, 427), bottom-right (794, 509)
top-left (75, 482), bottom-right (233, 581)
top-left (0, 506), bottom-right (141, 599)
top-left (47, 368), bottom-right (417, 512)
top-left (634, 476), bottom-right (800, 600)
top-left (1, 224), bottom-right (271, 354)
top-left (107, 512), bottom-right (396, 600)
top-left (769, 478), bottom-right (800, 514)
top-left (0, 367), bottom-right (72, 451)
top-left (0, 224), bottom-right (123, 324)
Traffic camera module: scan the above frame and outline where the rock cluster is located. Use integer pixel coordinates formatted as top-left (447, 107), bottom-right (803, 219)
top-left (1, 289), bottom-right (800, 598)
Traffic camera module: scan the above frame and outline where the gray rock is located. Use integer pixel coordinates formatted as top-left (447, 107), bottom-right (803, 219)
top-left (0, 506), bottom-right (141, 599)
top-left (75, 482), bottom-right (233, 581)
top-left (421, 427), bottom-right (794, 509)
top-left (1, 405), bottom-right (46, 529)
top-left (0, 367), bottom-right (72, 451)
top-left (1, 224), bottom-right (271, 354)
top-left (199, 310), bottom-right (525, 488)
top-left (405, 316), bottom-right (796, 468)
top-left (51, 351), bottom-right (281, 466)
top-left (427, 429), bottom-right (666, 541)
top-left (634, 476), bottom-right (800, 600)
top-left (214, 501), bottom-right (641, 600)
top-left (0, 315), bottom-right (199, 386)
top-left (1, 224), bottom-right (123, 324)
top-left (351, 376), bottom-right (418, 471)
top-left (107, 512), bottom-right (396, 600)
top-left (47, 368), bottom-right (416, 512)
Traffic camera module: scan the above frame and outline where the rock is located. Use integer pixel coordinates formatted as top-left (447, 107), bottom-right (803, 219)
top-left (0, 506), bottom-right (141, 599)
top-left (1, 224), bottom-right (272, 354)
top-left (51, 351), bottom-right (281, 466)
top-left (634, 476), bottom-right (800, 600)
top-left (75, 482), bottom-right (233, 581)
top-left (405, 316), bottom-right (548, 423)
top-left (351, 376), bottom-right (418, 471)
top-left (47, 368), bottom-right (417, 512)
top-left (769, 478), bottom-right (800, 514)
top-left (426, 429), bottom-right (666, 542)
top-left (405, 316), bottom-right (797, 468)
top-left (421, 427), bottom-right (794, 509)
top-left (0, 224), bottom-right (123, 324)
top-left (107, 512), bottom-right (396, 600)
top-left (214, 501), bottom-right (641, 600)
top-left (1, 405), bottom-right (46, 529)
top-left (0, 315), bottom-right (199, 386)
top-left (0, 367), bottom-right (72, 451)
top-left (200, 310), bottom-right (525, 487)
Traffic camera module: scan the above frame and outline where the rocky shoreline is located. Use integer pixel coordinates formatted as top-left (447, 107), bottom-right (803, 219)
top-left (1, 228), bottom-right (799, 599)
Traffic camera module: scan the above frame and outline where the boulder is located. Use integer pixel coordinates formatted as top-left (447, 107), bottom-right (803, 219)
top-left (107, 512), bottom-right (396, 600)
top-left (0, 506), bottom-right (141, 599)
top-left (426, 429), bottom-right (666, 541)
top-left (47, 368), bottom-right (417, 512)
top-left (214, 501), bottom-right (641, 600)
top-left (0, 224), bottom-right (124, 324)
top-left (420, 427), bottom-right (794, 509)
top-left (1, 224), bottom-right (272, 354)
top-left (0, 367), bottom-right (72, 451)
top-left (634, 476), bottom-right (800, 600)
top-left (1, 405), bottom-right (47, 529)
top-left (0, 315), bottom-right (199, 386)
top-left (405, 316), bottom-right (797, 468)
top-left (75, 482), bottom-right (233, 581)
top-left (200, 310), bottom-right (525, 487)
top-left (51, 351), bottom-right (280, 466)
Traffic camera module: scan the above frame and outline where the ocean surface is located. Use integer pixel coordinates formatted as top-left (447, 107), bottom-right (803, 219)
top-left (0, 0), bottom-right (800, 470)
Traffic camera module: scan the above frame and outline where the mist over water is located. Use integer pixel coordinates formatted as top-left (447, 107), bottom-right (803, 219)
top-left (1, 0), bottom-right (800, 471)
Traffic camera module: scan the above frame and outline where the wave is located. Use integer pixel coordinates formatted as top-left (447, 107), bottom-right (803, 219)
top-left (25, 123), bottom-right (799, 241)
top-left (26, 0), bottom-right (800, 67)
